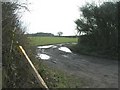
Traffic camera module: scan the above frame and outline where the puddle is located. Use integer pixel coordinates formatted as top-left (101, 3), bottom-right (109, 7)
top-left (62, 55), bottom-right (69, 58)
top-left (52, 45), bottom-right (57, 48)
top-left (58, 47), bottom-right (72, 53)
top-left (37, 53), bottom-right (50, 60)
top-left (37, 45), bottom-right (53, 49)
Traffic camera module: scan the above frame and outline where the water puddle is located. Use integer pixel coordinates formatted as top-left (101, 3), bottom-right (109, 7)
top-left (37, 45), bottom-right (53, 49)
top-left (37, 44), bottom-right (72, 60)
top-left (58, 47), bottom-right (72, 53)
top-left (52, 45), bottom-right (57, 48)
top-left (37, 53), bottom-right (50, 60)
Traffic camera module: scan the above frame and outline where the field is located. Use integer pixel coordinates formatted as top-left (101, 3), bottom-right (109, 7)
top-left (28, 36), bottom-right (78, 46)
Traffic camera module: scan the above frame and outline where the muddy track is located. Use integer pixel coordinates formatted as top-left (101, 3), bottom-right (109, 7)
top-left (37, 44), bottom-right (118, 88)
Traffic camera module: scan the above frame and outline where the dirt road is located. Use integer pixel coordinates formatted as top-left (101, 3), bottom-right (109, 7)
top-left (37, 44), bottom-right (118, 88)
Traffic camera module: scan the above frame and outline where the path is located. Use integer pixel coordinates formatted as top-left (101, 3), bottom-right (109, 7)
top-left (37, 44), bottom-right (118, 88)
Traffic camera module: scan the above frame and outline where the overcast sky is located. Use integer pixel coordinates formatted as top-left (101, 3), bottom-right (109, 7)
top-left (21, 0), bottom-right (114, 36)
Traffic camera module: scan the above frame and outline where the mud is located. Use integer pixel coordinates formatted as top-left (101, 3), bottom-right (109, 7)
top-left (37, 43), bottom-right (118, 88)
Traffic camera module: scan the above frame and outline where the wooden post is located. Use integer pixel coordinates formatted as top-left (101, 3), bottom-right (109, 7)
top-left (19, 46), bottom-right (49, 90)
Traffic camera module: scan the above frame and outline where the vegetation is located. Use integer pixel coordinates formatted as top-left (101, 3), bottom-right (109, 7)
top-left (33, 60), bottom-right (90, 88)
top-left (57, 31), bottom-right (63, 36)
top-left (29, 36), bottom-right (78, 46)
top-left (74, 1), bottom-right (118, 59)
top-left (2, 0), bottom-right (118, 88)
top-left (2, 1), bottom-right (78, 88)
top-left (2, 2), bottom-right (39, 88)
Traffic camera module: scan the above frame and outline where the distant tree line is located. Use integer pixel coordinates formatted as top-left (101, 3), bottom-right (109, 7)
top-left (75, 1), bottom-right (119, 58)
top-left (27, 32), bottom-right (54, 37)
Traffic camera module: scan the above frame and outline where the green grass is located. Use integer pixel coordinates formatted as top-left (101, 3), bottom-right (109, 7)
top-left (28, 36), bottom-right (78, 46)
top-left (34, 61), bottom-right (89, 88)
top-left (32, 59), bottom-right (89, 88)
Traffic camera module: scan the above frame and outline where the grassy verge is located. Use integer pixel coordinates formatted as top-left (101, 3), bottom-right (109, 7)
top-left (39, 63), bottom-right (89, 88)
top-left (28, 36), bottom-right (78, 46)
top-left (33, 59), bottom-right (89, 88)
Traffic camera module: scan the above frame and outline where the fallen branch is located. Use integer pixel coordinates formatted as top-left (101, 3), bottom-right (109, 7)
top-left (19, 45), bottom-right (49, 90)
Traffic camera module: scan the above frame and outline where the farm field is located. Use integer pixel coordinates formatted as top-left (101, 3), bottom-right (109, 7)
top-left (28, 36), bottom-right (78, 46)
